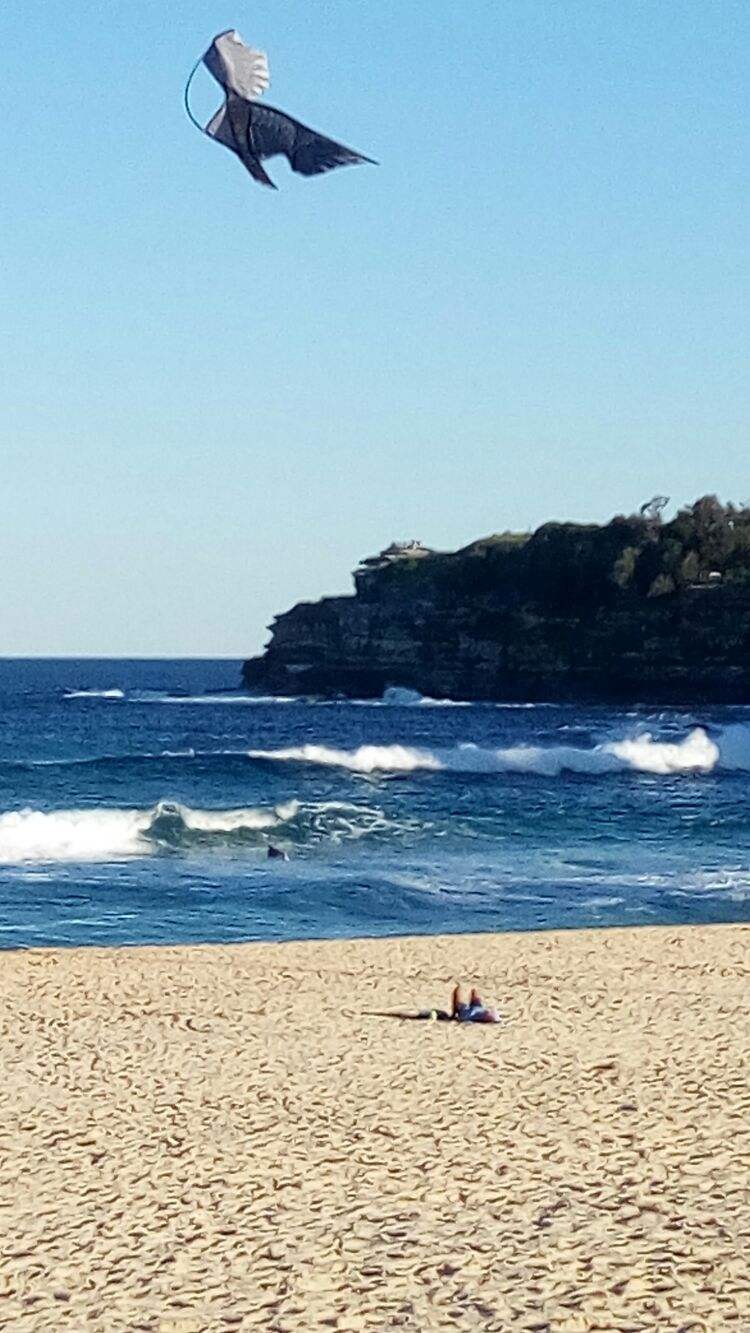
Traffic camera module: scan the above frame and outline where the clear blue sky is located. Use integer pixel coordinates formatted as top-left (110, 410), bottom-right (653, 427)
top-left (2, 1), bottom-right (748, 655)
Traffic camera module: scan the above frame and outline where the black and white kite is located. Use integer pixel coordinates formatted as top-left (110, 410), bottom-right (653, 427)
top-left (185, 29), bottom-right (376, 189)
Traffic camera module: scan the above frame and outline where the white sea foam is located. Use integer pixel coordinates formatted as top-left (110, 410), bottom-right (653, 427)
top-left (0, 797), bottom-right (410, 864)
top-left (356, 686), bottom-right (470, 707)
top-left (378, 686), bottom-right (470, 707)
top-left (0, 800), bottom-right (297, 864)
top-left (64, 688), bottom-right (125, 700)
top-left (64, 691), bottom-right (301, 706)
top-left (606, 728), bottom-right (719, 774)
top-left (0, 807), bottom-right (149, 861)
top-left (178, 799), bottom-right (299, 832)
top-left (248, 725), bottom-right (744, 777)
top-left (356, 688), bottom-right (553, 708)
top-left (380, 686), bottom-right (425, 706)
top-left (492, 702), bottom-right (556, 709)
top-left (248, 743), bottom-right (444, 773)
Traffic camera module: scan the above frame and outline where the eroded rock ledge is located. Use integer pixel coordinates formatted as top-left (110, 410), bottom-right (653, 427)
top-left (243, 499), bottom-right (750, 703)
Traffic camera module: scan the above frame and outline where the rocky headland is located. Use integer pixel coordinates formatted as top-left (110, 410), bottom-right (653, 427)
top-left (243, 497), bottom-right (750, 703)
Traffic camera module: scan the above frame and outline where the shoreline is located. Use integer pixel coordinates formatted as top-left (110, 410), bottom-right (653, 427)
top-left (4, 916), bottom-right (749, 956)
top-left (2, 924), bottom-right (748, 1330)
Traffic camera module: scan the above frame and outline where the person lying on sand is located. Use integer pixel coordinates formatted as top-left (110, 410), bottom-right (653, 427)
top-left (452, 984), bottom-right (502, 1023)
top-left (412, 985), bottom-right (502, 1024)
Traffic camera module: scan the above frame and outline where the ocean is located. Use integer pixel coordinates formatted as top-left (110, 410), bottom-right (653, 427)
top-left (0, 658), bottom-right (748, 948)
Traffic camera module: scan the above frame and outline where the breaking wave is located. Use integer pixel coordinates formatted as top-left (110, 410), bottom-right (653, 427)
top-left (63, 688), bottom-right (125, 700)
top-left (5, 726), bottom-right (749, 780)
top-left (63, 688), bottom-right (300, 705)
top-left (373, 686), bottom-right (470, 707)
top-left (60, 685), bottom-right (552, 709)
top-left (370, 688), bottom-right (543, 708)
top-left (247, 725), bottom-right (750, 777)
top-left (0, 800), bottom-right (295, 863)
top-left (0, 798), bottom-right (417, 864)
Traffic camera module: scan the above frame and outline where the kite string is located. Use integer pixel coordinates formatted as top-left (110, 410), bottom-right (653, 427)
top-left (184, 56), bottom-right (208, 135)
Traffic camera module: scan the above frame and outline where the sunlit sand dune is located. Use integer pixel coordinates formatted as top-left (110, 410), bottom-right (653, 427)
top-left (1, 925), bottom-right (748, 1330)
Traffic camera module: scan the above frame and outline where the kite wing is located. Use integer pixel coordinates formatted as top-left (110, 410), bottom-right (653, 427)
top-left (203, 29), bottom-right (270, 100)
top-left (205, 97), bottom-right (277, 188)
top-left (221, 97), bottom-right (375, 180)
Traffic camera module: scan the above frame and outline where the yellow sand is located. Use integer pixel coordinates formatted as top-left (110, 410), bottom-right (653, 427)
top-left (1, 925), bottom-right (748, 1332)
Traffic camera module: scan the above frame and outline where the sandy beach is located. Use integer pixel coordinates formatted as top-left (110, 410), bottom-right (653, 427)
top-left (1, 924), bottom-right (748, 1331)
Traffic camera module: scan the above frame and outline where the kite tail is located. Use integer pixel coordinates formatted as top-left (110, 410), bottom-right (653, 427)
top-left (184, 56), bottom-right (207, 135)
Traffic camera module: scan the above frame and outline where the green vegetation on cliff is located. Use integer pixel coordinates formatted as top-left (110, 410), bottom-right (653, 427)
top-left (361, 496), bottom-right (750, 606)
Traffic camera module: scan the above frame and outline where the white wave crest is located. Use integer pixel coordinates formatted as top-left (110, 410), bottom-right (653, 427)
top-left (64, 691), bottom-right (302, 706)
top-left (64, 688), bottom-right (125, 700)
top-left (248, 743), bottom-right (444, 773)
top-left (0, 800), bottom-right (297, 864)
top-left (381, 686), bottom-right (426, 706)
top-left (248, 726), bottom-right (738, 777)
top-left (362, 686), bottom-right (470, 707)
top-left (175, 799), bottom-right (298, 832)
top-left (0, 807), bottom-right (148, 861)
top-left (607, 728), bottom-right (719, 775)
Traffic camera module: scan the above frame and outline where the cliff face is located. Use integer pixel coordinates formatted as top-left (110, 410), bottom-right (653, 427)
top-left (243, 500), bottom-right (750, 703)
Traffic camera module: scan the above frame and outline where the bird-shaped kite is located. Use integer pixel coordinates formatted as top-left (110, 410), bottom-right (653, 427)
top-left (185, 29), bottom-right (376, 189)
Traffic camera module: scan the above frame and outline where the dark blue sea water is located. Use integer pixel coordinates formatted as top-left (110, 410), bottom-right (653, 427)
top-left (1, 659), bottom-right (749, 948)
